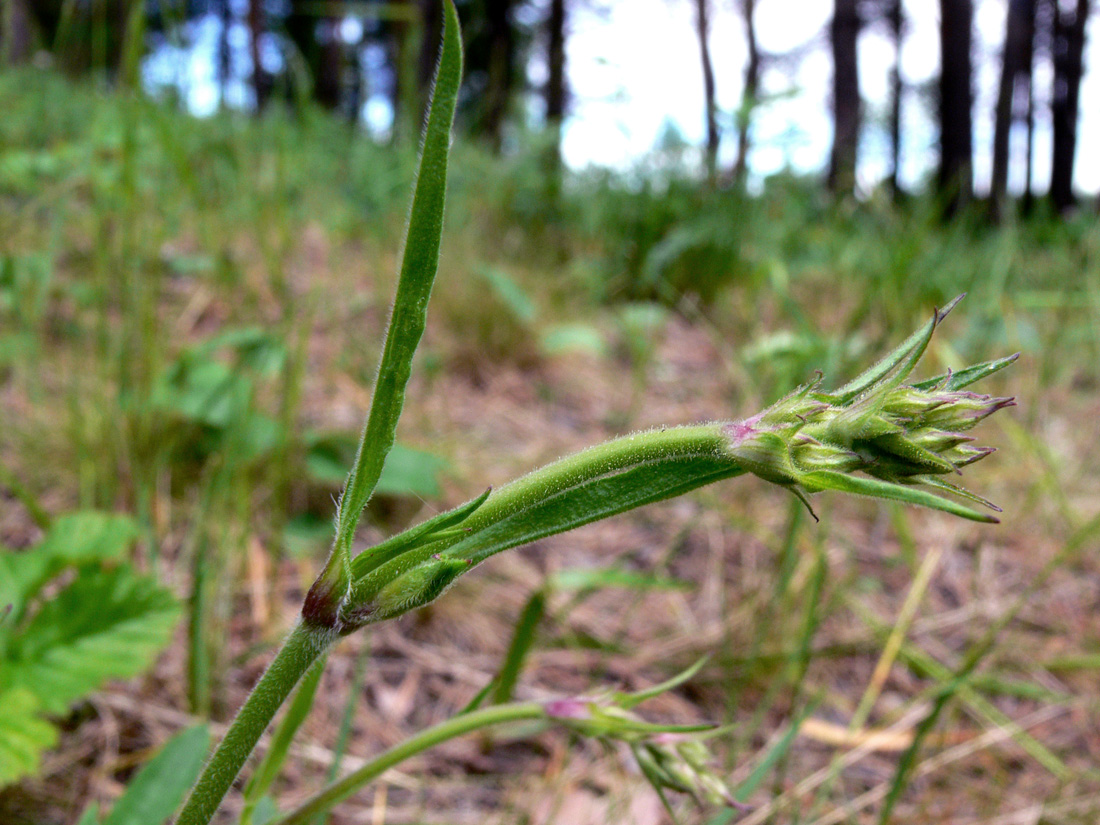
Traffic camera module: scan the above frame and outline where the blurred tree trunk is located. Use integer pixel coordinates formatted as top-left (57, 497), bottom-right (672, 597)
top-left (693, 0), bottom-right (718, 180)
top-left (991, 0), bottom-right (1035, 218)
top-left (286, 0), bottom-right (341, 110)
top-left (544, 0), bottom-right (567, 181)
top-left (248, 0), bottom-right (273, 110)
top-left (417, 0), bottom-right (443, 115)
top-left (546, 0), bottom-right (566, 125)
top-left (25, 0), bottom-right (127, 74)
top-left (219, 0), bottom-right (232, 107)
top-left (389, 9), bottom-right (419, 144)
top-left (828, 0), bottom-right (861, 196)
top-left (888, 0), bottom-right (904, 198)
top-left (482, 0), bottom-right (516, 152)
top-left (1050, 0), bottom-right (1088, 212)
top-left (733, 0), bottom-right (759, 186)
top-left (1, 0), bottom-right (36, 65)
top-left (938, 0), bottom-right (974, 215)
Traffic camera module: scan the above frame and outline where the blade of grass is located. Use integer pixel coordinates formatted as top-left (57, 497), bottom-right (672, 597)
top-left (490, 589), bottom-right (546, 705)
top-left (313, 637), bottom-right (371, 825)
top-left (875, 510), bottom-right (1100, 824)
top-left (807, 544), bottom-right (943, 817)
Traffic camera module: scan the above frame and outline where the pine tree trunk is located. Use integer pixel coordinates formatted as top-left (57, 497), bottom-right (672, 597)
top-left (733, 0), bottom-right (759, 186)
top-left (546, 0), bottom-right (566, 124)
top-left (888, 0), bottom-right (904, 198)
top-left (694, 0), bottom-right (718, 180)
top-left (828, 0), bottom-right (860, 195)
top-left (1050, 0), bottom-right (1088, 212)
top-left (991, 0), bottom-right (1035, 217)
top-left (483, 0), bottom-right (516, 153)
top-left (938, 0), bottom-right (974, 215)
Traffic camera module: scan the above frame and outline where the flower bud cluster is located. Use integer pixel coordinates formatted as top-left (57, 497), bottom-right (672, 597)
top-left (544, 697), bottom-right (737, 809)
top-left (725, 359), bottom-right (1014, 518)
top-left (634, 736), bottom-right (740, 808)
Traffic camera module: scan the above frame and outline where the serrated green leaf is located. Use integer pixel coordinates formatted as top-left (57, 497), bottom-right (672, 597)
top-left (1, 511), bottom-right (138, 621)
top-left (2, 566), bottom-right (180, 714)
top-left (101, 725), bottom-right (209, 825)
top-left (0, 688), bottom-right (59, 787)
top-left (37, 511), bottom-right (138, 566)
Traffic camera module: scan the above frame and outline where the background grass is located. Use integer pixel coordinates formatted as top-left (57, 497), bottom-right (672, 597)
top-left (2, 66), bottom-right (1100, 824)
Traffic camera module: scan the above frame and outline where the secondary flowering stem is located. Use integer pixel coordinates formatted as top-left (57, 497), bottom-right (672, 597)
top-left (269, 702), bottom-right (550, 825)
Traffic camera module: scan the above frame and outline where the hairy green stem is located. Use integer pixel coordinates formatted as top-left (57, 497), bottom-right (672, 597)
top-left (175, 623), bottom-right (334, 825)
top-left (269, 702), bottom-right (549, 825)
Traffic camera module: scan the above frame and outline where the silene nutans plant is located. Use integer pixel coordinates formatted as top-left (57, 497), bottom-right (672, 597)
top-left (174, 4), bottom-right (1017, 823)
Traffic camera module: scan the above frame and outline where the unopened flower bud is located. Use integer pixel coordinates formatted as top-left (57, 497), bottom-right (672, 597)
top-left (343, 556), bottom-right (470, 628)
top-left (920, 392), bottom-right (1015, 430)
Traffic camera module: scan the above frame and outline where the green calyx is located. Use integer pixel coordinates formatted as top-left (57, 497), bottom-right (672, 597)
top-left (725, 295), bottom-right (1016, 522)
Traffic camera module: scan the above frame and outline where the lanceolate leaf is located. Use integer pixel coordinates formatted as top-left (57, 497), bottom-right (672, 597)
top-left (350, 428), bottom-right (746, 617)
top-left (1, 565), bottom-right (180, 715)
top-left (911, 352), bottom-right (1020, 392)
top-left (332, 0), bottom-right (464, 563)
top-left (799, 470), bottom-right (999, 523)
top-left (827, 295), bottom-right (963, 404)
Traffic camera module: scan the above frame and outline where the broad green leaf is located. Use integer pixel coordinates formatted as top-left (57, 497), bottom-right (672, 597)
top-left (539, 323), bottom-right (606, 357)
top-left (0, 688), bottom-right (58, 787)
top-left (101, 725), bottom-right (210, 825)
top-left (332, 0), bottom-right (463, 562)
top-left (36, 511), bottom-right (138, 566)
top-left (306, 434), bottom-right (448, 497)
top-left (478, 265), bottom-right (538, 323)
top-left (2, 566), bottom-right (180, 714)
top-left (374, 444), bottom-right (448, 497)
top-left (75, 804), bottom-right (100, 825)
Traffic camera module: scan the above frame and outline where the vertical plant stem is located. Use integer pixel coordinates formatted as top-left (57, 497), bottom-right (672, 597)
top-left (175, 622), bottom-right (333, 825)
